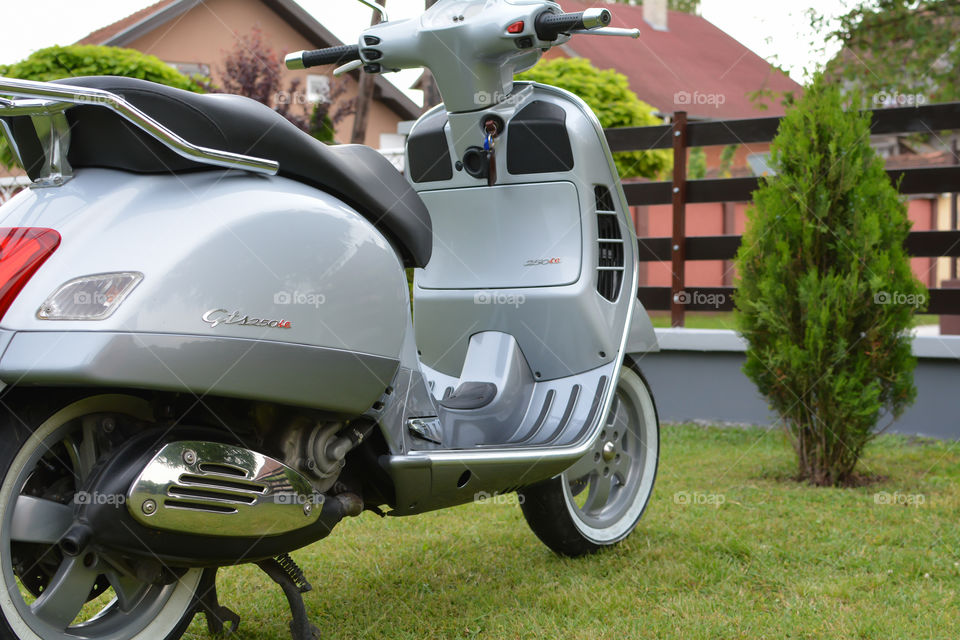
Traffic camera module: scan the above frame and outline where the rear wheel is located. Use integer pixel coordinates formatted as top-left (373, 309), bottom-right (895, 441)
top-left (519, 365), bottom-right (659, 556)
top-left (0, 393), bottom-right (203, 640)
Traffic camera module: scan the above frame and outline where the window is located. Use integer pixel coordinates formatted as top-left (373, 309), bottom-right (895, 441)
top-left (167, 62), bottom-right (210, 77)
top-left (306, 75), bottom-right (330, 103)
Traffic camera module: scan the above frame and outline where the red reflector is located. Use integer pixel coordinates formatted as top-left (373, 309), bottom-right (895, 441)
top-left (507, 20), bottom-right (525, 34)
top-left (0, 228), bottom-right (61, 321)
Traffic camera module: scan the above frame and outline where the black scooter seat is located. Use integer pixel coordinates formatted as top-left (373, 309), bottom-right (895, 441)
top-left (3, 76), bottom-right (432, 267)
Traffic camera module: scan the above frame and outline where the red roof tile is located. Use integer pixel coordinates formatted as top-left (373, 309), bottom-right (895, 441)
top-left (555, 1), bottom-right (802, 119)
top-left (76, 0), bottom-right (179, 45)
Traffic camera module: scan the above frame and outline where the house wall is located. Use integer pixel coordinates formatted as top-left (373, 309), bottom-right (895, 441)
top-left (122, 0), bottom-right (403, 147)
top-left (637, 197), bottom-right (938, 288)
top-left (544, 49), bottom-right (767, 173)
top-left (701, 143), bottom-right (768, 174)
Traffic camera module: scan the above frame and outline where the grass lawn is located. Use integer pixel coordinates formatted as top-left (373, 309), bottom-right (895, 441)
top-left (185, 424), bottom-right (960, 640)
top-left (648, 311), bottom-right (941, 331)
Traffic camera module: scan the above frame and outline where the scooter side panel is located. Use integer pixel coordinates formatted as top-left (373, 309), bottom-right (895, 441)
top-left (0, 332), bottom-right (397, 413)
top-left (410, 84), bottom-right (639, 380)
top-left (0, 169), bottom-right (409, 410)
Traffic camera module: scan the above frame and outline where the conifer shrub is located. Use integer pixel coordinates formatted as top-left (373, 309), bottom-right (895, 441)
top-left (734, 75), bottom-right (925, 486)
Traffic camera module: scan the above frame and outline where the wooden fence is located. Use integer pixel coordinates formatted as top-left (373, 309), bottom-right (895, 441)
top-left (604, 102), bottom-right (960, 326)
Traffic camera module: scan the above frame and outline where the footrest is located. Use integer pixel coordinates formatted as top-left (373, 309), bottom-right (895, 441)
top-left (438, 381), bottom-right (498, 410)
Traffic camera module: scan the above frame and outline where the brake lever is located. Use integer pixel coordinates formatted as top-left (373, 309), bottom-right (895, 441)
top-left (334, 60), bottom-right (365, 76)
top-left (570, 27), bottom-right (641, 38)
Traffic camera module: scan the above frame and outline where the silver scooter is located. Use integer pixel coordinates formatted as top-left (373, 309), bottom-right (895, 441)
top-left (0, 1), bottom-right (659, 638)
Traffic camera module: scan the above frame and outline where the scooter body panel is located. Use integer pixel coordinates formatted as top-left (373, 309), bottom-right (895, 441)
top-left (410, 83), bottom-right (655, 381)
top-left (379, 83), bottom-right (657, 514)
top-left (0, 169), bottom-right (409, 413)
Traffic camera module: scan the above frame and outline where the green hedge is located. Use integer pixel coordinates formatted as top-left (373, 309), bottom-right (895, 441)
top-left (517, 57), bottom-right (671, 180)
top-left (0, 45), bottom-right (206, 170)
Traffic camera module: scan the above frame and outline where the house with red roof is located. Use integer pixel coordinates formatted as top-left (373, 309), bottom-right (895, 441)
top-left (74, 0), bottom-right (419, 147)
top-left (0, 0), bottom-right (420, 200)
top-left (545, 0), bottom-right (801, 173)
top-left (542, 2), bottom-right (949, 294)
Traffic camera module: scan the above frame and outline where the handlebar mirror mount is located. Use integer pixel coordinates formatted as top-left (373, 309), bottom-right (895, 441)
top-left (354, 0), bottom-right (388, 23)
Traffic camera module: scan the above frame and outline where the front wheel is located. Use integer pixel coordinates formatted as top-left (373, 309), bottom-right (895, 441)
top-left (0, 392), bottom-right (204, 640)
top-left (519, 364), bottom-right (659, 556)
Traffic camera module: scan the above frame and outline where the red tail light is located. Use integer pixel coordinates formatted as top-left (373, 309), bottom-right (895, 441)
top-left (0, 228), bottom-right (61, 321)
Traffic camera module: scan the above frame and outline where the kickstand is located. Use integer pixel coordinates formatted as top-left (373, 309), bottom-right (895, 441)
top-left (195, 569), bottom-right (241, 635)
top-left (256, 556), bottom-right (321, 640)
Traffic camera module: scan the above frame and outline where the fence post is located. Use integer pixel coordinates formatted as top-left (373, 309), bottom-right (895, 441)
top-left (670, 111), bottom-right (688, 327)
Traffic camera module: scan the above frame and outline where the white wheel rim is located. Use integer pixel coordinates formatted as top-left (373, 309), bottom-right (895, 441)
top-left (561, 368), bottom-right (659, 544)
top-left (0, 395), bottom-right (202, 640)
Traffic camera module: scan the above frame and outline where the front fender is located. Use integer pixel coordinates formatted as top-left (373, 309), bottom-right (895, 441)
top-left (626, 297), bottom-right (659, 354)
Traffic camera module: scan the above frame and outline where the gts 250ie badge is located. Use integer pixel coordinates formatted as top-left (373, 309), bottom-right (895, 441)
top-left (524, 257), bottom-right (562, 267)
top-left (202, 308), bottom-right (292, 329)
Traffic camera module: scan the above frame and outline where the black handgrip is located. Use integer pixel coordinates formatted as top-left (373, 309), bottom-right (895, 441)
top-left (301, 45), bottom-right (361, 68)
top-left (534, 11), bottom-right (586, 41)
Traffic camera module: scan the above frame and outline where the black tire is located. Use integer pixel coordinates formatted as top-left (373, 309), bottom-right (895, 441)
top-left (0, 391), bottom-right (204, 640)
top-left (519, 364), bottom-right (660, 556)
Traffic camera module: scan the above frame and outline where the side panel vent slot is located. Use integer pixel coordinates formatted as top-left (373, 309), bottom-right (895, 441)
top-left (595, 185), bottom-right (624, 302)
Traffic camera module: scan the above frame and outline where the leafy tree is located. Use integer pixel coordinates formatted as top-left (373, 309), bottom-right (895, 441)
top-left (815, 0), bottom-right (960, 104)
top-left (734, 75), bottom-right (925, 487)
top-left (308, 105), bottom-right (337, 144)
top-left (688, 146), bottom-right (707, 179)
top-left (517, 57), bottom-right (671, 179)
top-left (0, 45), bottom-right (206, 170)
top-left (0, 44), bottom-right (207, 90)
top-left (218, 27), bottom-right (354, 137)
top-left (718, 144), bottom-right (737, 178)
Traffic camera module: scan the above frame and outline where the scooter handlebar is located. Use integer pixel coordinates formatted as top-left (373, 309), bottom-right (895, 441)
top-left (285, 45), bottom-right (361, 70)
top-left (534, 8), bottom-right (611, 41)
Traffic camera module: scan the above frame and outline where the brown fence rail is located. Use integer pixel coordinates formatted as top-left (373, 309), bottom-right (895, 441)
top-left (605, 102), bottom-right (960, 325)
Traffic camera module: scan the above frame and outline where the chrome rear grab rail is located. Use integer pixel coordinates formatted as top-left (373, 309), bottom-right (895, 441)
top-left (0, 77), bottom-right (279, 187)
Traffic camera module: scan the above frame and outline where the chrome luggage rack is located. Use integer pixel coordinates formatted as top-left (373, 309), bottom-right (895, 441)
top-left (0, 76), bottom-right (278, 188)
